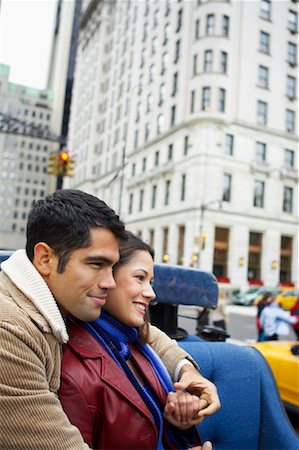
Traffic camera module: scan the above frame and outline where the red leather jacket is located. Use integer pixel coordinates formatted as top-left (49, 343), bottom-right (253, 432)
top-left (59, 320), bottom-right (200, 450)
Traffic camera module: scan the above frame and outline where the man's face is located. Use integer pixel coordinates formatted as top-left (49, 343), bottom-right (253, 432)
top-left (46, 228), bottom-right (120, 321)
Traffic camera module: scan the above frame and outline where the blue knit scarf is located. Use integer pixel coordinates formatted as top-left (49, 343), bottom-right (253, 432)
top-left (79, 310), bottom-right (198, 450)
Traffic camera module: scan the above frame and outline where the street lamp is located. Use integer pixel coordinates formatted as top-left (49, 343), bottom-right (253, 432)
top-left (195, 199), bottom-right (222, 268)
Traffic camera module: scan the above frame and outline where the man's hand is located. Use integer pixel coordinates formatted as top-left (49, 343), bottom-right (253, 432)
top-left (174, 364), bottom-right (221, 418)
top-left (164, 391), bottom-right (204, 429)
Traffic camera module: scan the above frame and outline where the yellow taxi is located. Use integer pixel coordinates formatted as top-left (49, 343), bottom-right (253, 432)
top-left (251, 341), bottom-right (299, 413)
top-left (276, 289), bottom-right (299, 310)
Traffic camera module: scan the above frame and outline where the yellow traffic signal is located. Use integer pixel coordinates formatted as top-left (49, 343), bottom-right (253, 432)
top-left (201, 232), bottom-right (207, 250)
top-left (47, 153), bottom-right (60, 175)
top-left (59, 151), bottom-right (75, 177)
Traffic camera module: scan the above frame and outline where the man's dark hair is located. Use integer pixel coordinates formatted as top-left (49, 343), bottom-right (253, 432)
top-left (26, 189), bottom-right (127, 272)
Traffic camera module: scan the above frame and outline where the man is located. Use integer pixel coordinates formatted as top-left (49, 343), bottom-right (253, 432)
top-left (0, 189), bottom-right (219, 449)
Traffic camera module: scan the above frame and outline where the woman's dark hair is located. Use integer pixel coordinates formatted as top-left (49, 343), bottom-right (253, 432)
top-left (113, 231), bottom-right (154, 274)
top-left (113, 231), bottom-right (155, 342)
top-left (26, 189), bottom-right (127, 272)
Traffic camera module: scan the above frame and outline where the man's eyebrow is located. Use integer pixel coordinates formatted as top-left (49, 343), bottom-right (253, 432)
top-left (84, 256), bottom-right (116, 264)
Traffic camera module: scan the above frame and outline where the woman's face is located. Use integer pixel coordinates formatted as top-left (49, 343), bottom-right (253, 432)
top-left (104, 250), bottom-right (155, 327)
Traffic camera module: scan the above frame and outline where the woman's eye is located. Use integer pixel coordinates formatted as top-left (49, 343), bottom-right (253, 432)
top-left (136, 275), bottom-right (144, 281)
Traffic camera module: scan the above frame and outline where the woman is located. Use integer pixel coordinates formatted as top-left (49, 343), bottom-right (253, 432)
top-left (59, 232), bottom-right (204, 449)
top-left (255, 291), bottom-right (274, 341)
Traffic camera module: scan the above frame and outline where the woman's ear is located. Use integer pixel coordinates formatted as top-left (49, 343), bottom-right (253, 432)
top-left (33, 242), bottom-right (55, 276)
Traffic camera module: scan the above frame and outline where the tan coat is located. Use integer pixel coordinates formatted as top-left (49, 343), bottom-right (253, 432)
top-left (0, 254), bottom-right (197, 450)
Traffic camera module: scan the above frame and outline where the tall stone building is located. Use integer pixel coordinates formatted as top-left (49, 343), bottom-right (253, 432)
top-left (67, 0), bottom-right (298, 290)
top-left (0, 64), bottom-right (56, 249)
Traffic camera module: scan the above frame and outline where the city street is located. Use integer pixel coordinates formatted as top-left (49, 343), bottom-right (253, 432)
top-left (178, 304), bottom-right (299, 435)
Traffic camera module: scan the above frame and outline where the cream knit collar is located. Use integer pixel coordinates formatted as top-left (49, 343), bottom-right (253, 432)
top-left (1, 249), bottom-right (68, 343)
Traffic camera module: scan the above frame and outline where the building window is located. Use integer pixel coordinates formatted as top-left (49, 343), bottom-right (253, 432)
top-left (163, 23), bottom-right (170, 45)
top-left (168, 143), bottom-right (173, 161)
top-left (287, 75), bottom-right (296, 99)
top-left (131, 163), bottom-right (136, 177)
top-left (285, 149), bottom-right (294, 168)
top-left (161, 52), bottom-right (169, 75)
top-left (134, 130), bottom-right (138, 149)
top-left (258, 65), bottom-right (269, 88)
top-left (159, 83), bottom-right (166, 105)
top-left (142, 157), bottom-right (147, 172)
top-left (184, 135), bottom-right (189, 156)
top-left (162, 227), bottom-right (169, 262)
top-left (140, 47), bottom-right (146, 67)
top-left (157, 114), bottom-right (164, 134)
top-left (176, 8), bottom-right (183, 32)
top-left (172, 72), bottom-right (178, 96)
top-left (149, 229), bottom-right (155, 248)
top-left (193, 54), bottom-right (198, 75)
top-left (147, 93), bottom-right (153, 113)
top-left (154, 150), bottom-right (160, 166)
top-left (202, 87), bottom-right (211, 111)
top-left (145, 122), bottom-right (150, 142)
top-left (181, 174), bottom-right (186, 201)
top-left (170, 105), bottom-right (176, 126)
top-left (151, 185), bottom-right (157, 208)
top-left (256, 141), bottom-right (266, 161)
top-left (128, 193), bottom-right (133, 214)
top-left (288, 42), bottom-right (297, 66)
top-left (283, 186), bottom-right (293, 213)
top-left (151, 36), bottom-right (158, 55)
top-left (220, 51), bottom-right (228, 73)
top-left (222, 173), bottom-right (231, 202)
top-left (213, 227), bottom-right (229, 278)
top-left (174, 39), bottom-right (181, 63)
top-left (204, 50), bottom-right (213, 72)
top-left (177, 225), bottom-right (185, 265)
top-left (149, 64), bottom-right (155, 83)
top-left (286, 109), bottom-right (295, 132)
top-left (254, 180), bottom-right (265, 207)
top-left (139, 189), bottom-right (144, 212)
top-left (257, 100), bottom-right (268, 125)
top-left (260, 0), bottom-right (271, 20)
top-left (222, 15), bottom-right (229, 37)
top-left (248, 232), bottom-right (262, 282)
top-left (288, 10), bottom-right (298, 33)
top-left (225, 133), bottom-right (234, 155)
top-left (280, 236), bottom-right (293, 283)
top-left (259, 31), bottom-right (270, 54)
top-left (164, 180), bottom-right (171, 205)
top-left (190, 90), bottom-right (195, 113)
top-left (143, 22), bottom-right (148, 41)
top-left (218, 88), bottom-right (226, 112)
top-left (195, 18), bottom-right (200, 39)
top-left (206, 14), bottom-right (215, 35)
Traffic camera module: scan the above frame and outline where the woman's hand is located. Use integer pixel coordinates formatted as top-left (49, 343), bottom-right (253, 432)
top-left (164, 391), bottom-right (204, 430)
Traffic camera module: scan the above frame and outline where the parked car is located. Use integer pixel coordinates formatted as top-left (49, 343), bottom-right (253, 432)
top-left (233, 286), bottom-right (281, 306)
top-left (251, 340), bottom-right (299, 414)
top-left (276, 289), bottom-right (299, 310)
top-left (231, 287), bottom-right (260, 305)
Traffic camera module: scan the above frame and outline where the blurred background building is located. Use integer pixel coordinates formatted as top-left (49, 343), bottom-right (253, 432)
top-left (67, 0), bottom-right (298, 290)
top-left (0, 64), bottom-right (56, 248)
top-left (0, 0), bottom-right (298, 292)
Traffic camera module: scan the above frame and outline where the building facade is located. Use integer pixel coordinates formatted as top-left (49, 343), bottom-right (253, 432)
top-left (67, 0), bottom-right (299, 290)
top-left (0, 64), bottom-right (56, 249)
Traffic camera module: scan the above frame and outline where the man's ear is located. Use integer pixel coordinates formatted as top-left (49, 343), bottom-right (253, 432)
top-left (33, 242), bottom-right (56, 276)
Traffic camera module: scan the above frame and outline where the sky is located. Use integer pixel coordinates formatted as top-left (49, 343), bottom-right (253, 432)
top-left (0, 0), bottom-right (57, 89)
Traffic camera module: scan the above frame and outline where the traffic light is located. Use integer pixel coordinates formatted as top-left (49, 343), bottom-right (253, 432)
top-left (47, 153), bottom-right (60, 175)
top-left (59, 151), bottom-right (75, 177)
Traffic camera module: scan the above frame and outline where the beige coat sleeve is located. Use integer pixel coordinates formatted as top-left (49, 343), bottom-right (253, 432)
top-left (147, 324), bottom-right (199, 381)
top-left (0, 319), bottom-right (90, 450)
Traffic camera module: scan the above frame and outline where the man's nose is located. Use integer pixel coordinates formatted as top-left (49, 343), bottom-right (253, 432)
top-left (98, 270), bottom-right (116, 290)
